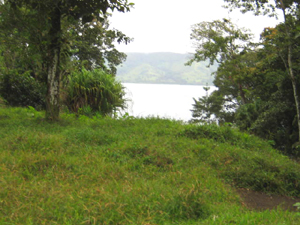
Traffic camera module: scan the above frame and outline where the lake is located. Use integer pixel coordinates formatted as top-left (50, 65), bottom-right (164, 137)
top-left (122, 83), bottom-right (216, 121)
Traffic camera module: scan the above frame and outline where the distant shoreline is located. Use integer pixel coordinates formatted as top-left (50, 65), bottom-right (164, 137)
top-left (116, 52), bottom-right (217, 86)
top-left (118, 81), bottom-right (215, 87)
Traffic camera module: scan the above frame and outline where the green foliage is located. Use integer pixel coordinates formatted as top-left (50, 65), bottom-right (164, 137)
top-left (188, 12), bottom-right (300, 156)
top-left (188, 19), bottom-right (255, 126)
top-left (294, 202), bottom-right (300, 215)
top-left (64, 68), bottom-right (126, 116)
top-left (0, 0), bottom-right (133, 120)
top-left (182, 123), bottom-right (258, 148)
top-left (190, 87), bottom-right (235, 124)
top-left (223, 0), bottom-right (296, 17)
top-left (221, 0), bottom-right (300, 156)
top-left (186, 19), bottom-right (252, 66)
top-left (235, 99), bottom-right (261, 130)
top-left (67, 17), bottom-right (131, 75)
top-left (0, 70), bottom-right (46, 109)
top-left (0, 96), bottom-right (6, 108)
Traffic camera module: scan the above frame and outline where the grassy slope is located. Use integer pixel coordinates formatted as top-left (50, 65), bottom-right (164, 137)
top-left (0, 106), bottom-right (299, 224)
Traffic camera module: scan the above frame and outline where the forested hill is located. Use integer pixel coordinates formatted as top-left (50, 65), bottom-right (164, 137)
top-left (116, 52), bottom-right (218, 85)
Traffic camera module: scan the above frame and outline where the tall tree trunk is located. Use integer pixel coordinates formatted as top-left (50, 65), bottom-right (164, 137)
top-left (279, 0), bottom-right (300, 145)
top-left (288, 46), bottom-right (300, 142)
top-left (239, 83), bottom-right (247, 105)
top-left (46, 5), bottom-right (61, 120)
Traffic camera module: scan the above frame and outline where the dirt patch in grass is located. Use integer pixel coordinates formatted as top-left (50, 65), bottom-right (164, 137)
top-left (237, 188), bottom-right (300, 212)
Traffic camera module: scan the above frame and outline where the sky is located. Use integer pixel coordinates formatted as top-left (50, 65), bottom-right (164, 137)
top-left (110, 0), bottom-right (283, 54)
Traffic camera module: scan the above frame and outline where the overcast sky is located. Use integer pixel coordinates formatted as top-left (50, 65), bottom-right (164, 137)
top-left (110, 0), bottom-right (283, 54)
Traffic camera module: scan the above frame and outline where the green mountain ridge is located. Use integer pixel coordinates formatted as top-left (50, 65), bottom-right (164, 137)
top-left (116, 52), bottom-right (218, 85)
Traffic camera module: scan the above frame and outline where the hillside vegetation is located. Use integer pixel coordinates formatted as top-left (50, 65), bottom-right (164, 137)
top-left (0, 106), bottom-right (299, 224)
top-left (116, 52), bottom-right (217, 85)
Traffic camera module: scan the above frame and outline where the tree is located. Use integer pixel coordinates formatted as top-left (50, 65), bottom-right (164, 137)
top-left (186, 19), bottom-right (253, 66)
top-left (2, 0), bottom-right (133, 120)
top-left (223, 0), bottom-right (300, 149)
top-left (190, 87), bottom-right (234, 124)
top-left (238, 22), bottom-right (300, 155)
top-left (0, 2), bottom-right (49, 108)
top-left (65, 14), bottom-right (132, 75)
top-left (187, 19), bottom-right (254, 123)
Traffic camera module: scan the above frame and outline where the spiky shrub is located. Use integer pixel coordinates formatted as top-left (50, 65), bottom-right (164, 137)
top-left (64, 68), bottom-right (126, 116)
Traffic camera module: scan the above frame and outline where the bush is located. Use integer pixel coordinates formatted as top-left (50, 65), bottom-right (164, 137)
top-left (0, 70), bottom-right (46, 109)
top-left (63, 68), bottom-right (126, 116)
top-left (181, 124), bottom-right (237, 143)
top-left (0, 96), bottom-right (6, 107)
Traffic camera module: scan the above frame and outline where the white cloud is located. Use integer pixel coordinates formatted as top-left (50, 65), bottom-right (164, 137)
top-left (110, 0), bottom-right (283, 53)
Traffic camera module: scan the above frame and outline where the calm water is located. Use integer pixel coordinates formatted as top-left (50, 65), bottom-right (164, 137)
top-left (122, 83), bottom-right (216, 121)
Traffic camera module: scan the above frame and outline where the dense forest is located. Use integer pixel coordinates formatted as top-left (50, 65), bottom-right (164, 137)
top-left (188, 0), bottom-right (300, 157)
top-left (116, 52), bottom-right (217, 85)
top-left (0, 0), bottom-right (132, 120)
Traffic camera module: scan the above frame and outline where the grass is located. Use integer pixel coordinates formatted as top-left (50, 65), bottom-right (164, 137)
top-left (0, 106), bottom-right (299, 224)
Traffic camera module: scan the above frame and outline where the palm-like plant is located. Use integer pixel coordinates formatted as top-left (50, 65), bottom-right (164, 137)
top-left (64, 68), bottom-right (126, 116)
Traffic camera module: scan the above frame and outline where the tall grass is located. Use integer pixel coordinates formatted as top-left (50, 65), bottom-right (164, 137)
top-left (0, 107), bottom-right (299, 224)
